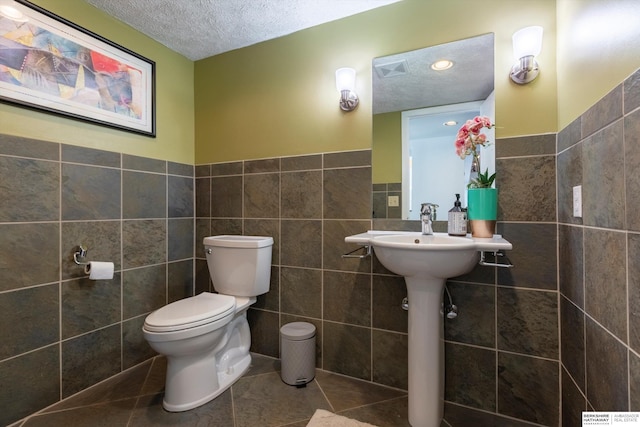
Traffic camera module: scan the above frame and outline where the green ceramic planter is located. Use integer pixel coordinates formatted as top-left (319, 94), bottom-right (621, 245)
top-left (467, 188), bottom-right (498, 220)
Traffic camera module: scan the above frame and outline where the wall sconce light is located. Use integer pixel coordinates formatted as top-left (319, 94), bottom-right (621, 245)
top-left (509, 26), bottom-right (543, 84)
top-left (335, 67), bottom-right (359, 111)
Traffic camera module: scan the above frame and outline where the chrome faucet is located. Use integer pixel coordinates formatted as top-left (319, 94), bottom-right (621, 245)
top-left (420, 203), bottom-right (438, 235)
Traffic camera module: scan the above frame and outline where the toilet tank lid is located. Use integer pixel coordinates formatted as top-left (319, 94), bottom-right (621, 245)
top-left (204, 235), bottom-right (274, 248)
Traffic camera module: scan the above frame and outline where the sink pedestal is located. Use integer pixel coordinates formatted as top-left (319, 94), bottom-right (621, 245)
top-left (343, 232), bottom-right (512, 427)
top-left (406, 277), bottom-right (445, 427)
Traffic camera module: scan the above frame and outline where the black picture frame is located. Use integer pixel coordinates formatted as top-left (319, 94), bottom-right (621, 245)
top-left (0, 0), bottom-right (156, 137)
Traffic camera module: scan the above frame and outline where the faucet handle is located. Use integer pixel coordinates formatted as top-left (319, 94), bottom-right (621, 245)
top-left (420, 203), bottom-right (439, 214)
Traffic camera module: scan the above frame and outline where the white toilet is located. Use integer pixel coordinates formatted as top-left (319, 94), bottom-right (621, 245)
top-left (142, 235), bottom-right (273, 412)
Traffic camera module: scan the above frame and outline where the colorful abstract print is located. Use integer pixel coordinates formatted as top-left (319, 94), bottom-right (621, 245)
top-left (0, 16), bottom-right (143, 119)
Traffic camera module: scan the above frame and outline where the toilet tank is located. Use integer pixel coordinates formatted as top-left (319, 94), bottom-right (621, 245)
top-left (203, 235), bottom-right (273, 297)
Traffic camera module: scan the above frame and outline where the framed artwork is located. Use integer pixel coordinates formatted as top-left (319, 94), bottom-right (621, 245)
top-left (0, 0), bottom-right (156, 136)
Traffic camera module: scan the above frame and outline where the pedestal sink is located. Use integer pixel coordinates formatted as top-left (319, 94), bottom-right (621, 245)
top-left (344, 231), bottom-right (512, 427)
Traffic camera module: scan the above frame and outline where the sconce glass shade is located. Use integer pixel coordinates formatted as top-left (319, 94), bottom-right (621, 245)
top-left (512, 26), bottom-right (543, 59)
top-left (335, 67), bottom-right (356, 92)
top-left (335, 67), bottom-right (359, 111)
top-left (510, 26), bottom-right (543, 85)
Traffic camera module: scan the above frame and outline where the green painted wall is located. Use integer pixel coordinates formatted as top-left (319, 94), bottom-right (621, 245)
top-left (0, 0), bottom-right (194, 164)
top-left (195, 0), bottom-right (558, 164)
top-left (557, 0), bottom-right (640, 129)
top-left (372, 112), bottom-right (401, 184)
top-left (3, 0), bottom-right (638, 165)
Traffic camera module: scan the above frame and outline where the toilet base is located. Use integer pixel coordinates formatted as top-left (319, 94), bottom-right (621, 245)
top-left (163, 352), bottom-right (251, 412)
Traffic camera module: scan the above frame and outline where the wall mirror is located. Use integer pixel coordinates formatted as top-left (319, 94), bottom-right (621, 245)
top-left (372, 33), bottom-right (495, 220)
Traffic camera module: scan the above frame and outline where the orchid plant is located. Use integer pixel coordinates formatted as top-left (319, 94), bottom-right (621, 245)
top-left (454, 115), bottom-right (495, 188)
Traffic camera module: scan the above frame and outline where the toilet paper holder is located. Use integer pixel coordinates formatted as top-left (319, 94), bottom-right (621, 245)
top-left (73, 245), bottom-right (89, 266)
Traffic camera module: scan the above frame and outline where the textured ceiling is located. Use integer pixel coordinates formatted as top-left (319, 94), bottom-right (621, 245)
top-left (85, 0), bottom-right (401, 61)
top-left (373, 33), bottom-right (495, 115)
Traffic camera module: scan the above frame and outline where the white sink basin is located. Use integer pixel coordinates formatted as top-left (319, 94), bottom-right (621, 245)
top-left (371, 234), bottom-right (478, 279)
top-left (344, 230), bottom-right (512, 427)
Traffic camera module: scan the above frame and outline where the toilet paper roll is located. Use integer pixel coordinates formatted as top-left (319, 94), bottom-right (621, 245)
top-left (84, 261), bottom-right (114, 280)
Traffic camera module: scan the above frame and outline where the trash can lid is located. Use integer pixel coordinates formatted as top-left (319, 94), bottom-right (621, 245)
top-left (280, 322), bottom-right (316, 340)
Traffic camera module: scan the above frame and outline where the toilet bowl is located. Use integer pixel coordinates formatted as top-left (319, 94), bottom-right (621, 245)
top-left (142, 235), bottom-right (273, 412)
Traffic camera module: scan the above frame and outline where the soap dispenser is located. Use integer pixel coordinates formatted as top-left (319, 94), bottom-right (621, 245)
top-left (448, 193), bottom-right (467, 236)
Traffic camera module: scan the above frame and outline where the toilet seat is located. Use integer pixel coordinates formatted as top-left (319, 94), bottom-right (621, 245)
top-left (144, 292), bottom-right (236, 333)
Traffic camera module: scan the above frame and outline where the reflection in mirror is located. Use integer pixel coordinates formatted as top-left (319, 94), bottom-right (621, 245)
top-left (372, 34), bottom-right (495, 220)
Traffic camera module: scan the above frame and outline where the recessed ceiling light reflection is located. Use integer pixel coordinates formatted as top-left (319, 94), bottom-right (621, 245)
top-left (443, 120), bottom-right (458, 126)
top-left (431, 60), bottom-right (453, 71)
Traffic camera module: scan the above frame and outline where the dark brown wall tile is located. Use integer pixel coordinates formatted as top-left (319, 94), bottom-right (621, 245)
top-left (168, 259), bottom-right (194, 302)
top-left (582, 120), bottom-right (625, 229)
top-left (322, 322), bottom-right (371, 380)
top-left (168, 175), bottom-right (194, 218)
top-left (445, 343), bottom-right (495, 411)
top-left (444, 282), bottom-right (494, 347)
top-left (0, 223), bottom-right (59, 291)
top-left (498, 223), bottom-right (557, 290)
top-left (498, 353), bottom-right (559, 426)
top-left (168, 218), bottom-right (193, 261)
top-left (497, 287), bottom-right (558, 358)
top-left (195, 177), bottom-right (211, 217)
top-left (0, 284), bottom-right (59, 359)
top-left (281, 170), bottom-right (322, 219)
top-left (586, 318), bottom-right (628, 411)
top-left (562, 369), bottom-right (587, 427)
top-left (372, 274), bottom-right (407, 333)
top-left (558, 116), bottom-right (582, 153)
top-left (61, 221), bottom-right (121, 279)
top-left (323, 220), bottom-right (372, 273)
top-left (122, 316), bottom-right (156, 370)
top-left (62, 163), bottom-right (121, 220)
top-left (0, 157), bottom-right (59, 221)
top-left (123, 170), bottom-right (166, 219)
top-left (244, 158), bottom-right (280, 174)
top-left (630, 233), bottom-right (640, 353)
top-left (122, 220), bottom-right (166, 268)
top-left (584, 228), bottom-right (627, 342)
top-left (372, 330), bottom-right (407, 389)
top-left (61, 325), bottom-right (121, 398)
top-left (582, 86), bottom-right (623, 138)
top-left (211, 175), bottom-right (243, 217)
top-left (281, 267), bottom-right (322, 318)
top-left (0, 345), bottom-right (59, 426)
top-left (168, 161), bottom-right (193, 177)
top-left (280, 220), bottom-right (321, 268)
top-left (281, 154), bottom-right (322, 171)
top-left (323, 271), bottom-right (371, 326)
top-left (247, 309), bottom-right (279, 358)
top-left (561, 296), bottom-right (585, 390)
top-left (625, 69), bottom-right (640, 114)
top-left (496, 155), bottom-right (556, 222)
top-left (323, 167), bottom-right (371, 219)
top-left (123, 154), bottom-right (165, 173)
top-left (211, 161), bottom-right (242, 176)
top-left (63, 145), bottom-right (120, 168)
top-left (625, 109), bottom-right (640, 231)
top-left (0, 134), bottom-right (59, 160)
top-left (496, 134), bottom-right (556, 158)
top-left (324, 150), bottom-right (371, 168)
top-left (62, 275), bottom-right (121, 339)
top-left (244, 173), bottom-right (280, 218)
top-left (557, 143), bottom-right (583, 225)
top-left (123, 264), bottom-right (167, 319)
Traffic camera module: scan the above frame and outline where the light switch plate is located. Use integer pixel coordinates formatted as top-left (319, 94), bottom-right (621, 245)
top-left (573, 185), bottom-right (582, 217)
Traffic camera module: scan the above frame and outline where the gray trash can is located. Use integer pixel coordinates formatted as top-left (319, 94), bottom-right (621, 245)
top-left (280, 322), bottom-right (316, 386)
